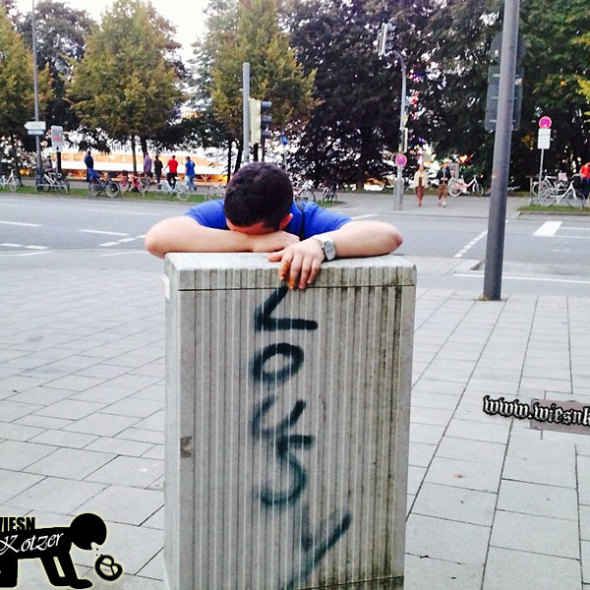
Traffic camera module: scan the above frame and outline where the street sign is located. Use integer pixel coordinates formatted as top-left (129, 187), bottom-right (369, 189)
top-left (537, 128), bottom-right (551, 150)
top-left (538, 116), bottom-right (552, 129)
top-left (26, 129), bottom-right (45, 136)
top-left (50, 125), bottom-right (64, 151)
top-left (24, 120), bottom-right (46, 131)
top-left (395, 153), bottom-right (407, 167)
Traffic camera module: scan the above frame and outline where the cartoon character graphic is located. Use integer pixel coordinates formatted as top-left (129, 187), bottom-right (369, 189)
top-left (0, 513), bottom-right (121, 588)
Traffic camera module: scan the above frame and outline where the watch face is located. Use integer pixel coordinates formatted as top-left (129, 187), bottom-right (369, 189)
top-left (323, 239), bottom-right (336, 261)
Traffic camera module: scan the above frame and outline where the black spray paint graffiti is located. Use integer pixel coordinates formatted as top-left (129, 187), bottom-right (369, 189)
top-left (250, 285), bottom-right (352, 590)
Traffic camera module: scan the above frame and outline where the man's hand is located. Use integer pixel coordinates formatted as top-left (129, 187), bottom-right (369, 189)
top-left (247, 231), bottom-right (300, 253)
top-left (267, 239), bottom-right (325, 290)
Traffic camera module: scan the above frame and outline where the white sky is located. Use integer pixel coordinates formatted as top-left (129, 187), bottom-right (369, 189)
top-left (16, 0), bottom-right (209, 61)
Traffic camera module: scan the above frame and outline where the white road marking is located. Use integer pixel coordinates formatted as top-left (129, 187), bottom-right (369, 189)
top-left (0, 243), bottom-right (22, 247)
top-left (79, 229), bottom-right (129, 236)
top-left (0, 221), bottom-right (41, 227)
top-left (453, 230), bottom-right (488, 258)
top-left (454, 272), bottom-right (590, 285)
top-left (18, 251), bottom-right (53, 257)
top-left (25, 245), bottom-right (48, 250)
top-left (99, 242), bottom-right (120, 247)
top-left (533, 221), bottom-right (562, 237)
top-left (117, 237), bottom-right (138, 243)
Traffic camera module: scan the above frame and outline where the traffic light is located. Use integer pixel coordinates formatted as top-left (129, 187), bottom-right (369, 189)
top-left (249, 98), bottom-right (272, 146)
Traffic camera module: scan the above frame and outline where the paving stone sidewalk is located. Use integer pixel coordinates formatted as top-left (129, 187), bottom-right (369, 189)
top-left (1, 263), bottom-right (589, 589)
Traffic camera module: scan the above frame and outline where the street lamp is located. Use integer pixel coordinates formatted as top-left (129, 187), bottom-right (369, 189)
top-left (377, 23), bottom-right (407, 210)
top-left (31, 0), bottom-right (42, 187)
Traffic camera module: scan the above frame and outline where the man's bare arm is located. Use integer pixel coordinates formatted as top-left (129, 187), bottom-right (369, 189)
top-left (144, 216), bottom-right (299, 258)
top-left (268, 220), bottom-right (403, 289)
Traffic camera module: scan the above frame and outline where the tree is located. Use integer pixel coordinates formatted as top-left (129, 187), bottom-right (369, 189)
top-left (18, 1), bottom-right (94, 136)
top-left (519, 0), bottom-right (590, 169)
top-left (200, 0), bottom-right (314, 170)
top-left (0, 5), bottom-right (35, 170)
top-left (68, 0), bottom-right (184, 171)
top-left (286, 0), bottom-right (440, 188)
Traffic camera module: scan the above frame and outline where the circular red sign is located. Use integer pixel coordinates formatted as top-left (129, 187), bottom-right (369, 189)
top-left (538, 116), bottom-right (552, 129)
top-left (395, 153), bottom-right (407, 167)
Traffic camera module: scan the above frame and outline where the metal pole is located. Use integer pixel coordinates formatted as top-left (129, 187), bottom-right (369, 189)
top-left (32, 0), bottom-right (42, 187)
top-left (482, 0), bottom-right (520, 300)
top-left (538, 148), bottom-right (544, 189)
top-left (392, 50), bottom-right (406, 211)
top-left (242, 62), bottom-right (250, 165)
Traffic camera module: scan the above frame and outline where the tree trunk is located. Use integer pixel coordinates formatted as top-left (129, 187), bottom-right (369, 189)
top-left (131, 136), bottom-right (137, 175)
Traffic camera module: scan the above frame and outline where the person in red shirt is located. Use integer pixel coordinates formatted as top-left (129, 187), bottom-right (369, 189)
top-left (166, 155), bottom-right (179, 188)
top-left (580, 161), bottom-right (590, 198)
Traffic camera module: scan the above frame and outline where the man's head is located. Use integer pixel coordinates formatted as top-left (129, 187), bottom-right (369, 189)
top-left (224, 162), bottom-right (293, 232)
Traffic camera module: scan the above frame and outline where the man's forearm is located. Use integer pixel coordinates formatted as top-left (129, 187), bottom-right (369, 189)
top-left (314, 220), bottom-right (402, 259)
top-left (145, 216), bottom-right (251, 258)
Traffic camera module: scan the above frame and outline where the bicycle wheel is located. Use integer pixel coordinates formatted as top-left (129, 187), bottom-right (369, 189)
top-left (138, 178), bottom-right (151, 194)
top-left (89, 182), bottom-right (100, 197)
top-left (472, 181), bottom-right (484, 197)
top-left (105, 181), bottom-right (121, 198)
top-left (9, 176), bottom-right (20, 192)
top-left (58, 179), bottom-right (70, 194)
top-left (175, 184), bottom-right (190, 201)
top-left (448, 180), bottom-right (461, 197)
top-left (118, 178), bottom-right (130, 192)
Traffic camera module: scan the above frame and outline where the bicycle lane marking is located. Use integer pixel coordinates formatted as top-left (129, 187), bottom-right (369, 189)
top-left (533, 221), bottom-right (561, 237)
top-left (453, 230), bottom-right (488, 258)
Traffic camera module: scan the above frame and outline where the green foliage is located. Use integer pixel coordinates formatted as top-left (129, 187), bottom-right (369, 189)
top-left (197, 0), bottom-right (314, 168)
top-left (18, 1), bottom-right (94, 132)
top-left (69, 0), bottom-right (183, 151)
top-left (519, 0), bottom-right (590, 170)
top-left (287, 0), bottom-right (437, 187)
top-left (0, 5), bottom-right (34, 164)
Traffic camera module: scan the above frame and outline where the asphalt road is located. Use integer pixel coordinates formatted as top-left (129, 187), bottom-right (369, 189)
top-left (0, 192), bottom-right (588, 295)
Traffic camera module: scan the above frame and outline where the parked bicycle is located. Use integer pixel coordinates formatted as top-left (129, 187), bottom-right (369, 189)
top-left (0, 169), bottom-right (22, 192)
top-left (530, 174), bottom-right (586, 207)
top-left (203, 184), bottom-right (225, 200)
top-left (88, 172), bottom-right (121, 198)
top-left (321, 184), bottom-right (337, 202)
top-left (155, 178), bottom-right (190, 201)
top-left (448, 175), bottom-right (484, 197)
top-left (294, 180), bottom-right (316, 202)
top-left (38, 170), bottom-right (70, 193)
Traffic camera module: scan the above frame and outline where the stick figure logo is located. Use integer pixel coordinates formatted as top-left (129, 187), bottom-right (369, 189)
top-left (0, 513), bottom-right (123, 588)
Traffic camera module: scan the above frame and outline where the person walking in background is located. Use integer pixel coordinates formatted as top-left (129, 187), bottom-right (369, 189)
top-left (185, 156), bottom-right (196, 191)
top-left (436, 161), bottom-right (452, 207)
top-left (143, 152), bottom-right (153, 179)
top-left (166, 154), bottom-right (178, 188)
top-left (580, 161), bottom-right (590, 198)
top-left (154, 154), bottom-right (163, 183)
top-left (83, 150), bottom-right (94, 182)
top-left (412, 163), bottom-right (428, 207)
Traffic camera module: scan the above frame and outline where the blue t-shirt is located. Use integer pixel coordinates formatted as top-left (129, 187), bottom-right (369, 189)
top-left (185, 160), bottom-right (195, 177)
top-left (184, 200), bottom-right (350, 239)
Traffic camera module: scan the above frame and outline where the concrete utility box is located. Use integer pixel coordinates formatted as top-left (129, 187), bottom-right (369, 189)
top-left (164, 253), bottom-right (415, 590)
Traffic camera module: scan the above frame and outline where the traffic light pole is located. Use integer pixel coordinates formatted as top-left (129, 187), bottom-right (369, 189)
top-left (392, 49), bottom-right (407, 211)
top-left (482, 0), bottom-right (520, 300)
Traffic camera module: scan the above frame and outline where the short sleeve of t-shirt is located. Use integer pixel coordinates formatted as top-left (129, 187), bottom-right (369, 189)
top-left (286, 202), bottom-right (350, 239)
top-left (183, 199), bottom-right (350, 238)
top-left (184, 200), bottom-right (227, 229)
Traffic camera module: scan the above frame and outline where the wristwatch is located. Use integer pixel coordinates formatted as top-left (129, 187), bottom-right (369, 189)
top-left (313, 236), bottom-right (336, 261)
